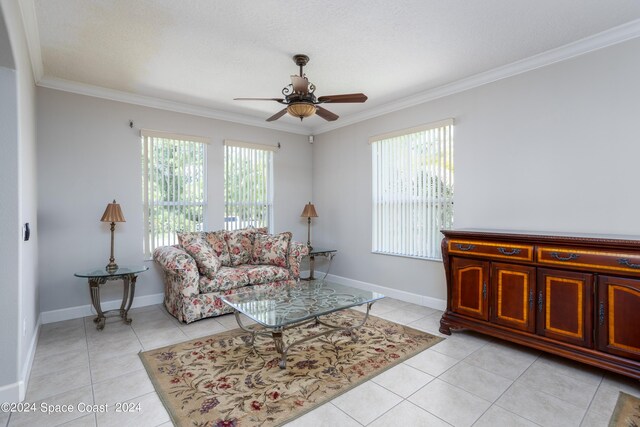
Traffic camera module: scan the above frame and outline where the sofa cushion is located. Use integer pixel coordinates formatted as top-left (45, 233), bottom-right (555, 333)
top-left (252, 232), bottom-right (291, 268)
top-left (203, 231), bottom-right (232, 266)
top-left (176, 233), bottom-right (221, 279)
top-left (236, 264), bottom-right (291, 285)
top-left (225, 229), bottom-right (255, 266)
top-left (199, 267), bottom-right (250, 293)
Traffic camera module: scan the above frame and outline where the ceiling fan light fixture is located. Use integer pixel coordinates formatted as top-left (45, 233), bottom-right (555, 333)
top-left (287, 102), bottom-right (316, 120)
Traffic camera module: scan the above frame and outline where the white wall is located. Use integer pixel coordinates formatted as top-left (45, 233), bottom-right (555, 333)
top-left (0, 0), bottom-right (38, 402)
top-left (37, 88), bottom-right (312, 314)
top-left (313, 37), bottom-right (640, 301)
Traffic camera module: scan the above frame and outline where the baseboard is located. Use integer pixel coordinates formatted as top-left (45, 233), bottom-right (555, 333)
top-left (0, 315), bottom-right (41, 402)
top-left (40, 293), bottom-right (165, 324)
top-left (18, 314), bottom-right (41, 401)
top-left (324, 273), bottom-right (447, 311)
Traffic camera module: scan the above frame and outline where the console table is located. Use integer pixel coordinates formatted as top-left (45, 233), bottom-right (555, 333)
top-left (440, 229), bottom-right (640, 379)
top-left (74, 265), bottom-right (148, 330)
top-left (301, 248), bottom-right (337, 281)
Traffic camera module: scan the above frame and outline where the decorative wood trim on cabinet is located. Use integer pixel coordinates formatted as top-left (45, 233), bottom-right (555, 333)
top-left (440, 229), bottom-right (640, 380)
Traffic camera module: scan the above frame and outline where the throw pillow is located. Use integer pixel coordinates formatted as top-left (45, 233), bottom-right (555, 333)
top-left (225, 229), bottom-right (255, 266)
top-left (252, 232), bottom-right (292, 268)
top-left (177, 233), bottom-right (221, 279)
top-left (203, 231), bottom-right (232, 266)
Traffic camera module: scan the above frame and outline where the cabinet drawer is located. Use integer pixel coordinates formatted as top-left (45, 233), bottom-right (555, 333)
top-left (448, 239), bottom-right (533, 262)
top-left (537, 246), bottom-right (640, 274)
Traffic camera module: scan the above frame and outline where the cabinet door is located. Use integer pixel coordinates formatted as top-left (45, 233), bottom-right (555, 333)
top-left (490, 263), bottom-right (536, 332)
top-left (597, 276), bottom-right (640, 361)
top-left (536, 268), bottom-right (593, 348)
top-left (451, 258), bottom-right (489, 321)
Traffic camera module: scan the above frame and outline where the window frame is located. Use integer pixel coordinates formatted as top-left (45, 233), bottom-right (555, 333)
top-left (370, 118), bottom-right (454, 261)
top-left (223, 139), bottom-right (275, 232)
top-left (141, 129), bottom-right (209, 259)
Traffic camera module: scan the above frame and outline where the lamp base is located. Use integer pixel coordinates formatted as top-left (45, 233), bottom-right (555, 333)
top-left (105, 262), bottom-right (119, 273)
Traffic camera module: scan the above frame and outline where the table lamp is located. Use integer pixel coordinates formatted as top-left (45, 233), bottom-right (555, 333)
top-left (100, 200), bottom-right (126, 273)
top-left (300, 202), bottom-right (318, 251)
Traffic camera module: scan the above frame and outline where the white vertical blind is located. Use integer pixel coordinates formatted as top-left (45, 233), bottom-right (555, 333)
top-left (224, 140), bottom-right (274, 231)
top-left (370, 119), bottom-right (454, 259)
top-left (142, 130), bottom-right (208, 258)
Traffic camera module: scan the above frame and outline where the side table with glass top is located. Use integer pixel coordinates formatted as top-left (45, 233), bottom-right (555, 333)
top-left (74, 265), bottom-right (148, 330)
top-left (301, 247), bottom-right (337, 281)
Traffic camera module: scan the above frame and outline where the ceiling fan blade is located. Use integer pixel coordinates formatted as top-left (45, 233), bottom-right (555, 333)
top-left (316, 106), bottom-right (339, 121)
top-left (266, 108), bottom-right (288, 122)
top-left (234, 97), bottom-right (285, 103)
top-left (317, 93), bottom-right (368, 103)
top-left (291, 76), bottom-right (309, 94)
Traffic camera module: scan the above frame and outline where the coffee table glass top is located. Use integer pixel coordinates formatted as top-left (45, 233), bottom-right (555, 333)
top-left (74, 265), bottom-right (149, 278)
top-left (221, 281), bottom-right (385, 328)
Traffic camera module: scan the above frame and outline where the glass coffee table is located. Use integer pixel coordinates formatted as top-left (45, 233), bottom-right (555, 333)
top-left (221, 281), bottom-right (384, 368)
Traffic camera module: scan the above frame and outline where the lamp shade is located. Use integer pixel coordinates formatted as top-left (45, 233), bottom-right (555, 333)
top-left (287, 103), bottom-right (317, 119)
top-left (100, 200), bottom-right (126, 223)
top-left (300, 202), bottom-right (318, 218)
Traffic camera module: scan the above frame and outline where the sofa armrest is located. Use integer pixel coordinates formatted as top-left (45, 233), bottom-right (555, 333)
top-left (287, 241), bottom-right (309, 279)
top-left (153, 245), bottom-right (199, 298)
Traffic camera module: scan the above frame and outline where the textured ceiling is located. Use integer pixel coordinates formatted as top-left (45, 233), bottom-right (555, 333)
top-left (33, 0), bottom-right (640, 133)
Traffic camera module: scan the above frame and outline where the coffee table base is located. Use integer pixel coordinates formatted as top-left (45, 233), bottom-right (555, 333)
top-left (233, 302), bottom-right (375, 369)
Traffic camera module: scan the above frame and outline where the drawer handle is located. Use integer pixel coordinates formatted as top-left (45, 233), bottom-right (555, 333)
top-left (599, 301), bottom-right (605, 326)
top-left (549, 252), bottom-right (579, 262)
top-left (455, 244), bottom-right (476, 251)
top-left (617, 258), bottom-right (640, 269)
top-left (482, 282), bottom-right (487, 300)
top-left (537, 291), bottom-right (543, 313)
top-left (529, 289), bottom-right (534, 308)
top-left (497, 247), bottom-right (521, 256)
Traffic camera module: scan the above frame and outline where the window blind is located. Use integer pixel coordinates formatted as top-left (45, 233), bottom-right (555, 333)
top-left (371, 119), bottom-right (454, 259)
top-left (142, 130), bottom-right (208, 258)
top-left (224, 140), bottom-right (274, 231)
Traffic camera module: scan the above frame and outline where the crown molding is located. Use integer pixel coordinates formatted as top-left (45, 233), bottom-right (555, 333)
top-left (37, 76), bottom-right (310, 135)
top-left (311, 18), bottom-right (640, 135)
top-left (17, 0), bottom-right (43, 82)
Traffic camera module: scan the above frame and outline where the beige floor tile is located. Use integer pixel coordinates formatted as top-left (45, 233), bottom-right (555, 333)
top-left (92, 369), bottom-right (154, 406)
top-left (215, 313), bottom-right (256, 330)
top-left (30, 347), bottom-right (90, 379)
top-left (439, 361), bottom-right (513, 402)
top-left (463, 341), bottom-right (539, 380)
top-left (26, 363), bottom-right (92, 402)
top-left (331, 381), bottom-right (403, 425)
top-left (0, 412), bottom-right (9, 427)
top-left (88, 338), bottom-right (143, 363)
top-left (581, 375), bottom-right (640, 427)
top-left (375, 308), bottom-right (429, 325)
top-left (59, 413), bottom-right (97, 426)
top-left (496, 382), bottom-right (585, 427)
top-left (516, 362), bottom-right (598, 408)
top-left (408, 379), bottom-right (491, 427)
top-left (285, 403), bottom-right (360, 427)
top-left (40, 318), bottom-right (85, 335)
top-left (534, 354), bottom-right (604, 386)
top-left (371, 363), bottom-right (434, 398)
top-left (404, 349), bottom-right (459, 376)
top-left (95, 392), bottom-right (169, 427)
top-left (407, 315), bottom-right (447, 337)
top-left (402, 303), bottom-right (441, 317)
top-left (178, 317), bottom-right (227, 339)
top-left (90, 352), bottom-right (145, 383)
top-left (429, 332), bottom-right (490, 360)
top-left (369, 400), bottom-right (451, 427)
top-left (473, 405), bottom-right (538, 427)
top-left (34, 333), bottom-right (88, 360)
top-left (9, 386), bottom-right (94, 427)
top-left (38, 324), bottom-right (86, 347)
top-left (138, 327), bottom-right (189, 350)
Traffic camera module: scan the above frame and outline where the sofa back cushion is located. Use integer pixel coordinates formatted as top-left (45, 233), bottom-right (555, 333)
top-left (203, 231), bottom-right (232, 266)
top-left (176, 233), bottom-right (221, 279)
top-left (225, 229), bottom-right (256, 266)
top-left (252, 232), bottom-right (291, 268)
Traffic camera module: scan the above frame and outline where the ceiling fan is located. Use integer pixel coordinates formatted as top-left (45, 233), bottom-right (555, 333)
top-left (234, 54), bottom-right (368, 122)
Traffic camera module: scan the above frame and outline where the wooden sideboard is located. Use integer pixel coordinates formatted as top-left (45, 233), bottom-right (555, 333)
top-left (440, 229), bottom-right (640, 379)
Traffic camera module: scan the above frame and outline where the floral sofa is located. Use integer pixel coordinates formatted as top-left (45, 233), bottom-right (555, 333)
top-left (153, 227), bottom-right (308, 323)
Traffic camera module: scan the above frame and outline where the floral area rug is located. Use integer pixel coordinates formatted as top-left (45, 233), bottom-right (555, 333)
top-left (609, 391), bottom-right (640, 427)
top-left (139, 309), bottom-right (443, 427)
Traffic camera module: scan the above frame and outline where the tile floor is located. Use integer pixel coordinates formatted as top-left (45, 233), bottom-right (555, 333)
top-left (4, 297), bottom-right (639, 427)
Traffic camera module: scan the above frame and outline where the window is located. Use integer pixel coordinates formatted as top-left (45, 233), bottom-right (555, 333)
top-left (371, 119), bottom-right (454, 260)
top-left (142, 130), bottom-right (208, 258)
top-left (224, 140), bottom-right (274, 231)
